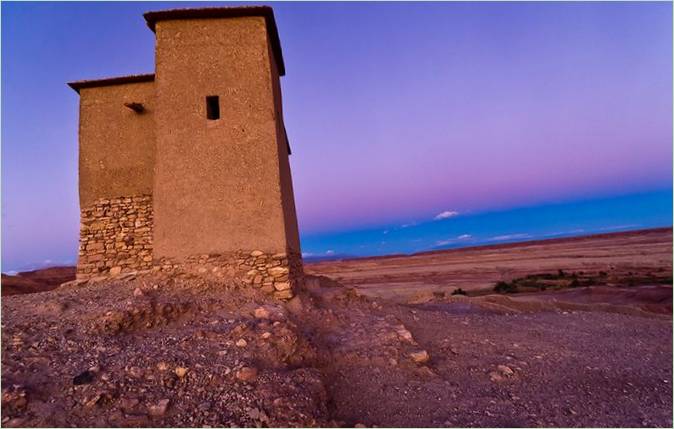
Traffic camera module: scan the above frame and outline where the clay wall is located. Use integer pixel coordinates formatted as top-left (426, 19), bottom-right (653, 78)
top-left (78, 82), bottom-right (155, 207)
top-left (152, 16), bottom-right (298, 259)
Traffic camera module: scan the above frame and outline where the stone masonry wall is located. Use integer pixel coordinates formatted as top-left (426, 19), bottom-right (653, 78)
top-left (154, 251), bottom-right (304, 300)
top-left (77, 195), bottom-right (153, 279)
top-left (240, 251), bottom-right (304, 300)
top-left (77, 194), bottom-right (303, 300)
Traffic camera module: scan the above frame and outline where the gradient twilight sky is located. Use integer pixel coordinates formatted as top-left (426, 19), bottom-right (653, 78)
top-left (2, 1), bottom-right (672, 271)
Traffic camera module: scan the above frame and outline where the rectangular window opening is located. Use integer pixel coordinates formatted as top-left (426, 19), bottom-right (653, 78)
top-left (206, 95), bottom-right (220, 120)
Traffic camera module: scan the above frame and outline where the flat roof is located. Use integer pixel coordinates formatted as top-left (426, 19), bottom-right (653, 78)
top-left (143, 6), bottom-right (285, 76)
top-left (67, 73), bottom-right (155, 93)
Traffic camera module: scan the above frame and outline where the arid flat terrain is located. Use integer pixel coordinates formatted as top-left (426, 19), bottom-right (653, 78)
top-left (307, 227), bottom-right (673, 303)
top-left (1, 229), bottom-right (672, 427)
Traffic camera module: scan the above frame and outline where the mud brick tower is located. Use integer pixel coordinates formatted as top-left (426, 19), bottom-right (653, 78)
top-left (68, 7), bottom-right (302, 299)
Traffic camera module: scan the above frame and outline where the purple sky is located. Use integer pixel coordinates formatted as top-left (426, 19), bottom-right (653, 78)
top-left (2, 2), bottom-right (672, 271)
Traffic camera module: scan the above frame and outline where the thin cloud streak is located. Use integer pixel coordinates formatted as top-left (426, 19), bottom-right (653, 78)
top-left (434, 211), bottom-right (460, 221)
top-left (487, 233), bottom-right (532, 242)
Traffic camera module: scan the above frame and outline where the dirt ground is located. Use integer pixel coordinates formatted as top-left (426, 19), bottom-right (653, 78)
top-left (2, 229), bottom-right (672, 427)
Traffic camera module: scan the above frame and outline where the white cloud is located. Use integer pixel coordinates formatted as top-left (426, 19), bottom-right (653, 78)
top-left (5, 270), bottom-right (18, 276)
top-left (401, 222), bottom-right (417, 228)
top-left (434, 210), bottom-right (459, 220)
top-left (488, 233), bottom-right (531, 241)
top-left (599, 224), bottom-right (640, 231)
top-left (301, 252), bottom-right (314, 257)
top-left (325, 250), bottom-right (335, 255)
top-left (435, 234), bottom-right (472, 246)
top-left (542, 229), bottom-right (585, 237)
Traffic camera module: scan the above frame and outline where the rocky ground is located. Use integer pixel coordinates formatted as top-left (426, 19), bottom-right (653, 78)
top-left (1, 273), bottom-right (331, 427)
top-left (2, 230), bottom-right (672, 427)
top-left (2, 272), bottom-right (672, 427)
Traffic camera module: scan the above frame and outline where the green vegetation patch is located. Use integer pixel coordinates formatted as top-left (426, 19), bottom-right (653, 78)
top-left (493, 269), bottom-right (672, 294)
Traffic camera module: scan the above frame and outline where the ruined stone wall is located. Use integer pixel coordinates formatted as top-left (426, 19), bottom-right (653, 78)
top-left (77, 195), bottom-right (153, 279)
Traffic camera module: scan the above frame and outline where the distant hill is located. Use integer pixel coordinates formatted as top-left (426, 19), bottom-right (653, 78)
top-left (1, 266), bottom-right (76, 296)
top-left (303, 253), bottom-right (356, 263)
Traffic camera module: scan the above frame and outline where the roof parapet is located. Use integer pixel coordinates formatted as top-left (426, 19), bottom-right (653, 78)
top-left (67, 74), bottom-right (155, 94)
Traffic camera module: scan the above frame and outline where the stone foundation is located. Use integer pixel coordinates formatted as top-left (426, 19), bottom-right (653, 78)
top-left (77, 194), bottom-right (303, 300)
top-left (154, 250), bottom-right (303, 300)
top-left (240, 250), bottom-right (304, 300)
top-left (77, 195), bottom-right (153, 279)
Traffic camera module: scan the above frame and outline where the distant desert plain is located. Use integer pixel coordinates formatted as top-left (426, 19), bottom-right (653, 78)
top-left (1, 228), bottom-right (672, 427)
top-left (307, 227), bottom-right (672, 308)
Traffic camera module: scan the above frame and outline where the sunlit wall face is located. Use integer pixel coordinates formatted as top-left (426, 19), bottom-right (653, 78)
top-left (2, 2), bottom-right (672, 271)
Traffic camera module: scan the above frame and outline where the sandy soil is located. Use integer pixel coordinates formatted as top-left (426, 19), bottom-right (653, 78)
top-left (1, 229), bottom-right (672, 427)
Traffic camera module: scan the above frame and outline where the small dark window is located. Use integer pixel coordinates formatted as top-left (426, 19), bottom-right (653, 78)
top-left (206, 96), bottom-right (220, 120)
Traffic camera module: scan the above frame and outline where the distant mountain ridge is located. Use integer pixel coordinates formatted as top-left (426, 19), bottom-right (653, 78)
top-left (303, 253), bottom-right (356, 263)
top-left (1, 267), bottom-right (76, 296)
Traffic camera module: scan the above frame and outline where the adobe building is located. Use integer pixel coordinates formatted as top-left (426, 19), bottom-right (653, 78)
top-left (68, 6), bottom-right (302, 299)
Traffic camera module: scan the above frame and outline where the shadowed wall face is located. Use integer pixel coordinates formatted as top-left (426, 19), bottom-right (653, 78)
top-left (152, 16), bottom-right (295, 259)
top-left (268, 36), bottom-right (301, 255)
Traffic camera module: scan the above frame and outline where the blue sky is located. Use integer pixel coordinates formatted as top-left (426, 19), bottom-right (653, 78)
top-left (1, 1), bottom-right (672, 271)
top-left (301, 189), bottom-right (672, 259)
